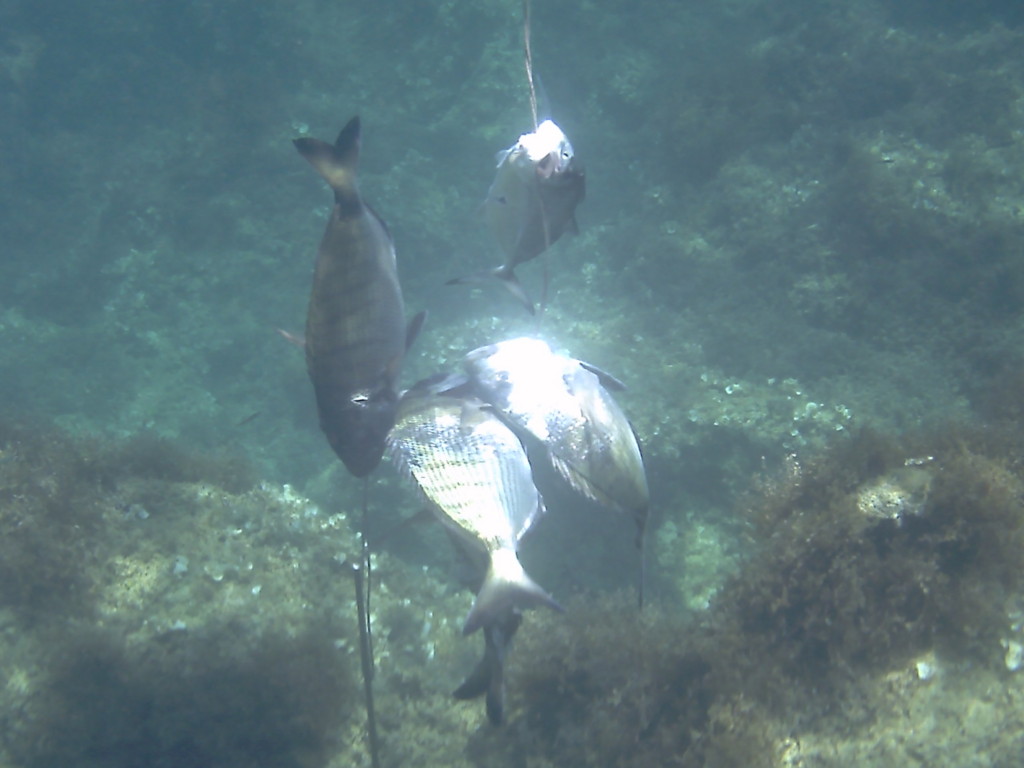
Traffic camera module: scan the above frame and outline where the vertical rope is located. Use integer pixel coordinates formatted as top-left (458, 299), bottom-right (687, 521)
top-left (353, 476), bottom-right (380, 766)
top-left (524, 0), bottom-right (550, 316)
top-left (353, 562), bottom-right (381, 768)
top-left (362, 477), bottom-right (375, 677)
top-left (523, 0), bottom-right (538, 128)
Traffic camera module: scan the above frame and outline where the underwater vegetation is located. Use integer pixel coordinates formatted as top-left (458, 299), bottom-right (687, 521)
top-left (4, 394), bottom-right (1024, 767)
top-left (0, 423), bottom-right (255, 620)
top-left (716, 427), bottom-right (1024, 685)
top-left (1, 1), bottom-right (1024, 765)
top-left (0, 422), bottom-right (109, 621)
top-left (9, 621), bottom-right (353, 768)
top-left (0, 419), bottom-right (359, 768)
top-left (473, 424), bottom-right (1024, 767)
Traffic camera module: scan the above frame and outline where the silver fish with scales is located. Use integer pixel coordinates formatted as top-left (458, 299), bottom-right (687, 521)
top-left (463, 337), bottom-right (650, 603)
top-left (386, 391), bottom-right (561, 634)
top-left (449, 119), bottom-right (585, 313)
top-left (386, 391), bottom-right (562, 724)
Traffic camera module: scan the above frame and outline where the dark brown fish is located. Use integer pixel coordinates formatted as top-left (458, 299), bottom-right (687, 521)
top-left (452, 609), bottom-right (522, 725)
top-left (295, 116), bottom-right (413, 477)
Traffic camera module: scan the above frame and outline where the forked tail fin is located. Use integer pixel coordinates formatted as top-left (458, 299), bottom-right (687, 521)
top-left (462, 548), bottom-right (561, 636)
top-left (293, 115), bottom-right (362, 210)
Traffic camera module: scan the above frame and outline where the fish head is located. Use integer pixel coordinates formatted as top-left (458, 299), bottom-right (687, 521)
top-left (465, 337), bottom-right (555, 402)
top-left (464, 342), bottom-right (507, 393)
top-left (466, 336), bottom-right (554, 366)
top-left (324, 386), bottom-right (398, 477)
top-left (518, 119), bottom-right (574, 179)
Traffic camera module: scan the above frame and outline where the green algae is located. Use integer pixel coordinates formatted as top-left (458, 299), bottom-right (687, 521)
top-left (1, 2), bottom-right (1024, 766)
top-left (463, 423), bottom-right (1024, 767)
top-left (6, 409), bottom-right (1024, 767)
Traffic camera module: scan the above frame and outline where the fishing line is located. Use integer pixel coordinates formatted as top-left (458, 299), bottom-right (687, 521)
top-left (523, 0), bottom-right (553, 316)
top-left (352, 476), bottom-right (380, 767)
top-left (539, 245), bottom-right (550, 318)
top-left (523, 0), bottom-right (538, 129)
top-left (361, 476), bottom-right (376, 675)
top-left (635, 521), bottom-right (647, 610)
top-left (353, 561), bottom-right (382, 768)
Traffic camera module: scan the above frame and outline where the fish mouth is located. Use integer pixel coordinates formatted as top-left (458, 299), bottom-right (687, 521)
top-left (536, 152), bottom-right (556, 179)
top-left (533, 145), bottom-right (574, 179)
top-left (322, 399), bottom-right (398, 477)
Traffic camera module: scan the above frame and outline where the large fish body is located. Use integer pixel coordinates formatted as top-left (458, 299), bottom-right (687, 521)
top-left (464, 337), bottom-right (649, 538)
top-left (295, 116), bottom-right (408, 477)
top-left (386, 390), bottom-right (561, 635)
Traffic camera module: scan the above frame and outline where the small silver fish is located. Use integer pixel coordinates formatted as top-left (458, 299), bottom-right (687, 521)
top-left (449, 119), bottom-right (585, 313)
top-left (463, 337), bottom-right (649, 601)
top-left (386, 391), bottom-right (562, 635)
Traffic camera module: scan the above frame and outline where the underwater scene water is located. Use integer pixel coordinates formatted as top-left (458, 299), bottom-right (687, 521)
top-left (2, 0), bottom-right (1024, 765)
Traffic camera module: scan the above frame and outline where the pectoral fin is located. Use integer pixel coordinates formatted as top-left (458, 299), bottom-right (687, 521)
top-left (578, 361), bottom-right (627, 392)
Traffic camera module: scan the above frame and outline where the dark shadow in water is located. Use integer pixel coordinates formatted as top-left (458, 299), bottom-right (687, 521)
top-left (8, 618), bottom-right (355, 768)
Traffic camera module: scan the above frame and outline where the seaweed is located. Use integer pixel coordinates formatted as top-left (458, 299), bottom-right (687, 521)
top-left (0, 421), bottom-right (110, 621)
top-left (102, 430), bottom-right (258, 494)
top-left (470, 423), bottom-right (1024, 767)
top-left (712, 425), bottom-right (1024, 700)
top-left (0, 416), bottom-right (380, 768)
top-left (460, 591), bottom-right (786, 768)
top-left (8, 619), bottom-right (355, 768)
top-left (0, 419), bottom-right (256, 624)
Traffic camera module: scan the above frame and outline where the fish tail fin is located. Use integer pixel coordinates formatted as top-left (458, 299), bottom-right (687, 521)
top-left (492, 265), bottom-right (536, 315)
top-left (485, 678), bottom-right (505, 725)
top-left (462, 549), bottom-right (560, 636)
top-left (452, 655), bottom-right (491, 702)
top-left (446, 265), bottom-right (535, 315)
top-left (453, 611), bottom-right (522, 725)
top-left (293, 115), bottom-right (361, 207)
top-left (453, 653), bottom-right (508, 726)
top-left (454, 666), bottom-right (507, 725)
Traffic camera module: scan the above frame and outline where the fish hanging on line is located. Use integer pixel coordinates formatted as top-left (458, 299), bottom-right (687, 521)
top-left (441, 336), bottom-right (650, 605)
top-left (448, 119), bottom-right (585, 314)
top-left (294, 115), bottom-right (424, 477)
top-left (387, 389), bottom-right (562, 634)
top-left (386, 387), bottom-right (562, 724)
